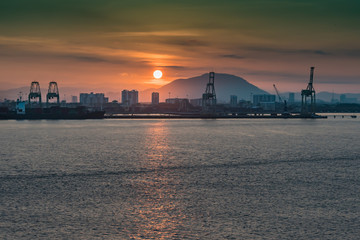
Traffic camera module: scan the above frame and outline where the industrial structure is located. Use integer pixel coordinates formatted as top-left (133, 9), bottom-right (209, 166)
top-left (46, 81), bottom-right (60, 105)
top-left (273, 84), bottom-right (288, 113)
top-left (301, 67), bottom-right (316, 115)
top-left (28, 81), bottom-right (42, 106)
top-left (202, 72), bottom-right (217, 111)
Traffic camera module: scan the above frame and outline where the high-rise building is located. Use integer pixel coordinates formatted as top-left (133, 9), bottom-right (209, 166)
top-left (230, 95), bottom-right (238, 107)
top-left (122, 90), bottom-right (139, 106)
top-left (288, 92), bottom-right (295, 103)
top-left (152, 92), bottom-right (159, 105)
top-left (121, 90), bottom-right (128, 105)
top-left (253, 94), bottom-right (276, 106)
top-left (80, 92), bottom-right (107, 106)
top-left (71, 95), bottom-right (78, 103)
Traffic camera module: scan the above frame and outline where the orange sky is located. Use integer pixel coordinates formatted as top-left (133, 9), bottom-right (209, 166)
top-left (0, 0), bottom-right (359, 97)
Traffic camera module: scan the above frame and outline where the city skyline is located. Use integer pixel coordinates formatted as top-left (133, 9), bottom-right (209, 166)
top-left (0, 0), bottom-right (360, 93)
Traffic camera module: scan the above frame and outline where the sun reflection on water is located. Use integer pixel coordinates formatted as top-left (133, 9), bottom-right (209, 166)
top-left (127, 121), bottom-right (187, 239)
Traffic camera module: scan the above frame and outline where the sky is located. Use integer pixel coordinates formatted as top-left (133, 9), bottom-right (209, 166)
top-left (0, 0), bottom-right (359, 95)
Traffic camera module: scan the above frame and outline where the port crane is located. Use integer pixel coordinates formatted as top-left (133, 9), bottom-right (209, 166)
top-left (273, 84), bottom-right (288, 113)
top-left (301, 67), bottom-right (316, 115)
top-left (28, 81), bottom-right (42, 106)
top-left (47, 82), bottom-right (60, 105)
top-left (202, 72), bottom-right (217, 112)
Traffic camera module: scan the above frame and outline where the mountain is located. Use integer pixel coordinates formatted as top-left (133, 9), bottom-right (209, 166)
top-left (140, 73), bottom-right (268, 102)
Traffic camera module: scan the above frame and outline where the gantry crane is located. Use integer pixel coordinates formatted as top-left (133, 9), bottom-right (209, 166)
top-left (202, 72), bottom-right (217, 112)
top-left (28, 81), bottom-right (42, 106)
top-left (301, 67), bottom-right (316, 115)
top-left (47, 82), bottom-right (60, 105)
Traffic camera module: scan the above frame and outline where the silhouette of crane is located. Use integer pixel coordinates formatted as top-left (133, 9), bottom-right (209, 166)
top-left (301, 67), bottom-right (316, 115)
top-left (47, 82), bottom-right (60, 105)
top-left (28, 81), bottom-right (42, 106)
top-left (273, 84), bottom-right (288, 114)
top-left (202, 72), bottom-right (217, 112)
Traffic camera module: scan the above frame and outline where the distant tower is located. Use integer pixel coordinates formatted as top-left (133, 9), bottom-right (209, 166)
top-left (202, 72), bottom-right (217, 111)
top-left (71, 96), bottom-right (78, 103)
top-left (230, 95), bottom-right (237, 107)
top-left (122, 90), bottom-right (129, 106)
top-left (28, 81), bottom-right (42, 106)
top-left (46, 82), bottom-right (60, 105)
top-left (288, 92), bottom-right (295, 103)
top-left (152, 92), bottom-right (159, 105)
top-left (301, 67), bottom-right (316, 115)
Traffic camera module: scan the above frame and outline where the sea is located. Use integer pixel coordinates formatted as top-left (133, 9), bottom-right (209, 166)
top-left (1, 114), bottom-right (359, 239)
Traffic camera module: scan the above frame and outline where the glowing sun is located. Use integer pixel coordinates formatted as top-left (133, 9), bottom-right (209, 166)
top-left (153, 70), bottom-right (163, 79)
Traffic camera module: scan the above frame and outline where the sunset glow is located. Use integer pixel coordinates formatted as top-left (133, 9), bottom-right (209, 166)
top-left (0, 0), bottom-right (359, 101)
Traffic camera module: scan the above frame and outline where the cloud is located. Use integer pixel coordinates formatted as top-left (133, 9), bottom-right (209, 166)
top-left (71, 56), bottom-right (108, 63)
top-left (157, 65), bottom-right (186, 69)
top-left (247, 47), bottom-right (331, 56)
top-left (106, 30), bottom-right (201, 37)
top-left (245, 70), bottom-right (304, 78)
top-left (0, 1), bottom-right (359, 91)
top-left (221, 54), bottom-right (245, 59)
top-left (144, 79), bottom-right (171, 85)
top-left (336, 49), bottom-right (360, 58)
top-left (60, 55), bottom-right (128, 64)
top-left (162, 39), bottom-right (208, 47)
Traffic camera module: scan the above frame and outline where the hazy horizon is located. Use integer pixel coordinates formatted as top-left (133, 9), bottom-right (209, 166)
top-left (1, 72), bottom-right (359, 103)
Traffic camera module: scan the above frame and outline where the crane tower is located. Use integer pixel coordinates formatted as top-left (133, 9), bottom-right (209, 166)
top-left (202, 72), bottom-right (217, 111)
top-left (28, 81), bottom-right (42, 106)
top-left (301, 67), bottom-right (316, 115)
top-left (47, 82), bottom-right (60, 105)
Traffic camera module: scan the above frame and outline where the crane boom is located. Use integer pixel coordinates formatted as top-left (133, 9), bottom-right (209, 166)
top-left (273, 84), bottom-right (288, 113)
top-left (273, 84), bottom-right (282, 102)
top-left (301, 67), bottom-right (316, 115)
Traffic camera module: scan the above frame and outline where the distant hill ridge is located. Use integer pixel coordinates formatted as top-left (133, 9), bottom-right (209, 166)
top-left (140, 73), bottom-right (268, 102)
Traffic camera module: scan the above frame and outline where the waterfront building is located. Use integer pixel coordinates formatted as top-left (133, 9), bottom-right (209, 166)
top-left (288, 92), bottom-right (295, 103)
top-left (230, 95), bottom-right (238, 107)
top-left (253, 94), bottom-right (276, 106)
top-left (152, 92), bottom-right (159, 105)
top-left (190, 98), bottom-right (202, 107)
top-left (122, 90), bottom-right (139, 106)
top-left (80, 92), bottom-right (107, 106)
top-left (165, 98), bottom-right (189, 104)
top-left (71, 96), bottom-right (78, 103)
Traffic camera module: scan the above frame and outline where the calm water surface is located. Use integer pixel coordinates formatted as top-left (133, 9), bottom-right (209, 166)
top-left (1, 116), bottom-right (359, 239)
